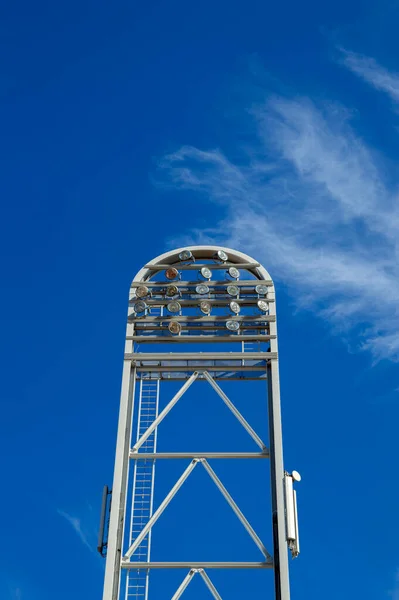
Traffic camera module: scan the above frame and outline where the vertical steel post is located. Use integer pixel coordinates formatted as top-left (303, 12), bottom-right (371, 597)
top-left (267, 289), bottom-right (290, 600)
top-left (103, 322), bottom-right (136, 600)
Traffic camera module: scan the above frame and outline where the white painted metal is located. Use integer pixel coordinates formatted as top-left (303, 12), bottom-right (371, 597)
top-left (124, 458), bottom-right (271, 563)
top-left (126, 378), bottom-right (160, 600)
top-left (284, 475), bottom-right (296, 542)
top-left (121, 562), bottom-right (271, 569)
top-left (102, 245), bottom-right (295, 600)
top-left (131, 373), bottom-right (199, 453)
top-left (171, 570), bottom-right (196, 600)
top-left (201, 460), bottom-right (272, 561)
top-left (200, 570), bottom-right (224, 599)
top-left (202, 371), bottom-right (268, 451)
top-left (124, 460), bottom-right (199, 560)
top-left (170, 569), bottom-right (224, 600)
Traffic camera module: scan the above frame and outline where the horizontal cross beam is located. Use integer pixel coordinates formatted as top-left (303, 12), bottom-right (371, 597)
top-left (129, 452), bottom-right (269, 459)
top-left (121, 562), bottom-right (272, 569)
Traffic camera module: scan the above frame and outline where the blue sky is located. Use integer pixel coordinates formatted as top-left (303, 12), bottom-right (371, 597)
top-left (1, 1), bottom-right (399, 598)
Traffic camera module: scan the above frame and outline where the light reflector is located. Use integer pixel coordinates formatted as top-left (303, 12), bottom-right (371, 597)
top-left (226, 285), bottom-right (239, 296)
top-left (196, 284), bottom-right (209, 295)
top-left (167, 301), bottom-right (181, 313)
top-left (136, 285), bottom-right (149, 298)
top-left (179, 250), bottom-right (193, 261)
top-left (228, 267), bottom-right (240, 279)
top-left (165, 268), bottom-right (179, 280)
top-left (255, 284), bottom-right (268, 296)
top-left (165, 285), bottom-right (179, 297)
top-left (134, 300), bottom-right (148, 314)
top-left (229, 301), bottom-right (240, 314)
top-left (168, 320), bottom-right (182, 335)
top-left (214, 250), bottom-right (228, 262)
top-left (257, 299), bottom-right (268, 312)
top-left (200, 267), bottom-right (212, 280)
top-left (199, 300), bottom-right (212, 315)
top-left (226, 320), bottom-right (240, 332)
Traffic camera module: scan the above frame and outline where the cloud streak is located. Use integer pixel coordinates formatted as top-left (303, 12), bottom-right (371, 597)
top-left (159, 64), bottom-right (399, 361)
top-left (57, 509), bottom-right (94, 553)
top-left (339, 48), bottom-right (399, 105)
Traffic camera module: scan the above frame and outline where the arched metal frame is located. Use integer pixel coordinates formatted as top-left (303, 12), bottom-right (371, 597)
top-left (101, 246), bottom-right (296, 600)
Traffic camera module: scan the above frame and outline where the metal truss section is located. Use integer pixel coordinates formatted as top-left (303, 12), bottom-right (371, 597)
top-left (101, 246), bottom-right (300, 600)
top-left (171, 569), bottom-right (223, 600)
top-left (123, 457), bottom-right (272, 563)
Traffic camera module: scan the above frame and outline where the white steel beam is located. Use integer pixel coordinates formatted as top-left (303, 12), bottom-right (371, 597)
top-left (121, 562), bottom-right (271, 569)
top-left (130, 452), bottom-right (269, 459)
top-left (199, 570), bottom-right (223, 600)
top-left (171, 570), bottom-right (197, 600)
top-left (102, 362), bottom-right (136, 600)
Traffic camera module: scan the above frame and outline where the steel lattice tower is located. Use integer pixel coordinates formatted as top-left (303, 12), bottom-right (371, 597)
top-left (99, 246), bottom-right (300, 600)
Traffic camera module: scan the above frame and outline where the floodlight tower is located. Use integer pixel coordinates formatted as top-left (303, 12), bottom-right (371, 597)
top-left (99, 246), bottom-right (300, 600)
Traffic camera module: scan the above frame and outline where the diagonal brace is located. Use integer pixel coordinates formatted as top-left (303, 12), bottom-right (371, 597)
top-left (199, 569), bottom-right (224, 599)
top-left (202, 371), bottom-right (268, 452)
top-left (201, 459), bottom-right (272, 561)
top-left (123, 459), bottom-right (199, 559)
top-left (131, 371), bottom-right (199, 452)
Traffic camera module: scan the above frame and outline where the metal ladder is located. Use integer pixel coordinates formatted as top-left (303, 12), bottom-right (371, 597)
top-left (126, 377), bottom-right (160, 600)
top-left (241, 341), bottom-right (260, 365)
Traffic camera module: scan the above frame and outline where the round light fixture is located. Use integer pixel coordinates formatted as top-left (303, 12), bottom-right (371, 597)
top-left (214, 250), bottom-right (228, 262)
top-left (226, 320), bottom-right (240, 332)
top-left (200, 267), bottom-right (212, 280)
top-left (165, 268), bottom-right (179, 280)
top-left (257, 299), bottom-right (269, 312)
top-left (228, 267), bottom-right (240, 280)
top-left (179, 250), bottom-right (193, 262)
top-left (229, 301), bottom-right (240, 314)
top-left (168, 320), bottom-right (182, 335)
top-left (165, 285), bottom-right (179, 297)
top-left (226, 285), bottom-right (239, 296)
top-left (199, 300), bottom-right (212, 315)
top-left (136, 285), bottom-right (150, 298)
top-left (134, 300), bottom-right (148, 314)
top-left (292, 470), bottom-right (302, 482)
top-left (255, 284), bottom-right (268, 296)
top-left (196, 284), bottom-right (209, 295)
top-left (167, 301), bottom-right (181, 314)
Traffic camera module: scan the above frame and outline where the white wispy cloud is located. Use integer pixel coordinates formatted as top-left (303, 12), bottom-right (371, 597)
top-left (339, 48), bottom-right (399, 105)
top-left (159, 71), bottom-right (399, 361)
top-left (390, 569), bottom-right (399, 600)
top-left (57, 509), bottom-right (94, 553)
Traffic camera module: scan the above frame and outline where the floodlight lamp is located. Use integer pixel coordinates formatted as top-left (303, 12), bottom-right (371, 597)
top-left (226, 285), bottom-right (239, 296)
top-left (292, 470), bottom-right (301, 482)
top-left (134, 300), bottom-right (148, 314)
top-left (199, 300), bottom-right (212, 315)
top-left (165, 285), bottom-right (179, 298)
top-left (167, 301), bottom-right (181, 314)
top-left (227, 267), bottom-right (240, 280)
top-left (196, 284), bottom-right (209, 295)
top-left (179, 250), bottom-right (194, 262)
top-left (214, 250), bottom-right (228, 262)
top-left (165, 268), bottom-right (179, 280)
top-left (257, 299), bottom-right (269, 312)
top-left (229, 301), bottom-right (240, 314)
top-left (226, 320), bottom-right (240, 332)
top-left (200, 267), bottom-right (212, 280)
top-left (136, 285), bottom-right (150, 298)
top-left (168, 320), bottom-right (182, 335)
top-left (255, 284), bottom-right (268, 296)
